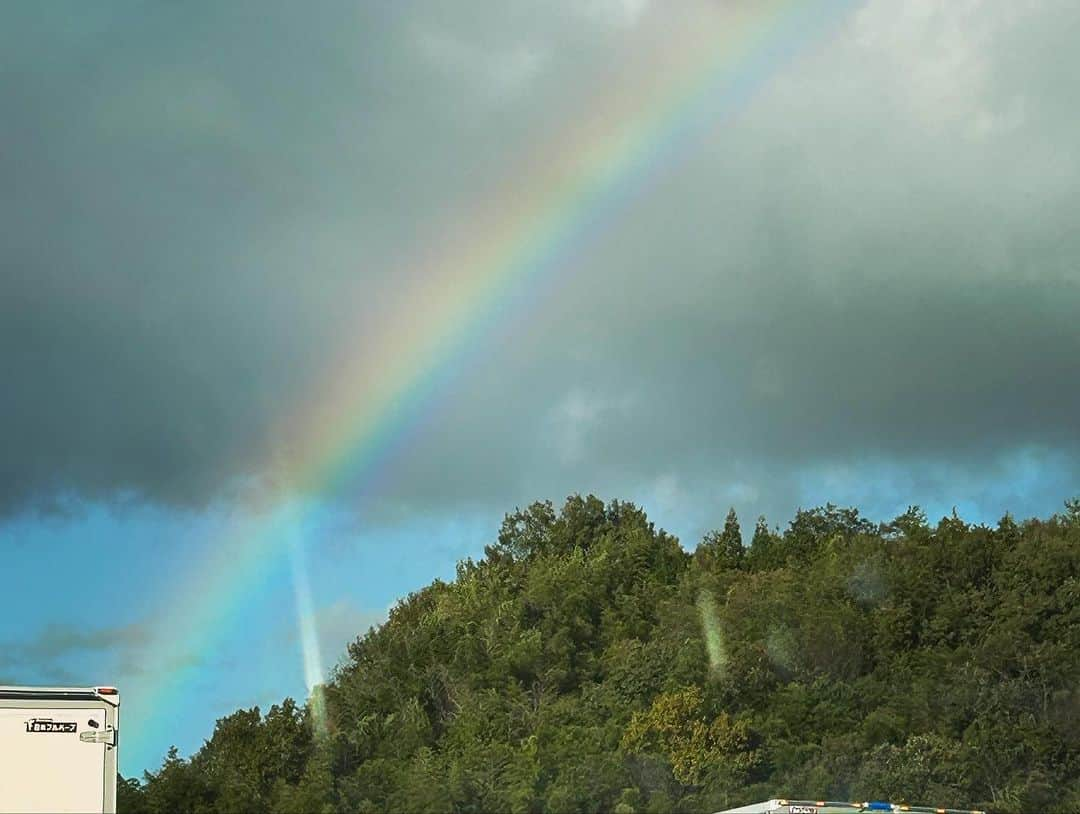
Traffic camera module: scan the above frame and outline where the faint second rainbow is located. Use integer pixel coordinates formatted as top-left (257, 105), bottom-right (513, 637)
top-left (124, 0), bottom-right (857, 773)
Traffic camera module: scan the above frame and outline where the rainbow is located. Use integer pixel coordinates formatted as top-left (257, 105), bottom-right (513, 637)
top-left (124, 0), bottom-right (858, 774)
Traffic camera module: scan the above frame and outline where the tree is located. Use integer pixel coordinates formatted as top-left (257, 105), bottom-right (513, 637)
top-left (746, 515), bottom-right (782, 571)
top-left (852, 734), bottom-right (965, 805)
top-left (1063, 496), bottom-right (1080, 527)
top-left (696, 508), bottom-right (744, 572)
top-left (117, 775), bottom-right (150, 814)
top-left (493, 501), bottom-right (557, 561)
top-left (621, 686), bottom-right (762, 788)
top-left (141, 746), bottom-right (213, 814)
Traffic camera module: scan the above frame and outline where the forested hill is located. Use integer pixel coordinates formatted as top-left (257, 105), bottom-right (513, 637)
top-left (121, 497), bottom-right (1080, 814)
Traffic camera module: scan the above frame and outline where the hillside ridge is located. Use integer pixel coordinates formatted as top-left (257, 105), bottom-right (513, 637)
top-left (122, 496), bottom-right (1080, 814)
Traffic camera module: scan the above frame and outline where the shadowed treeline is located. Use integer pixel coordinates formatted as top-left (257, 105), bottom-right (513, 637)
top-left (120, 496), bottom-right (1080, 813)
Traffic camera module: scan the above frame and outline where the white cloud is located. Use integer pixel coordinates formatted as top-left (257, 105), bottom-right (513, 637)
top-left (851, 0), bottom-right (1028, 136)
top-left (413, 26), bottom-right (548, 101)
top-left (581, 0), bottom-right (650, 27)
top-left (547, 389), bottom-right (636, 465)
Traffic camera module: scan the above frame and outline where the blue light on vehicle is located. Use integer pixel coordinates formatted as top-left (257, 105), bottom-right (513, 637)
top-left (865, 805), bottom-right (893, 812)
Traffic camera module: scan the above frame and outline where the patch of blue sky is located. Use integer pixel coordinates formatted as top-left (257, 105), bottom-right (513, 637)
top-left (0, 497), bottom-right (496, 775)
top-left (794, 445), bottom-right (1078, 527)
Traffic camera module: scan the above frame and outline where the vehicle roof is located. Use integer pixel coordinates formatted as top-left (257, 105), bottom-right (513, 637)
top-left (0, 686), bottom-right (119, 703)
top-left (717, 800), bottom-right (986, 814)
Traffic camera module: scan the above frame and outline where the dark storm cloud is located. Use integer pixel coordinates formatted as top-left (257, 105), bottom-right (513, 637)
top-left (2, 1), bottom-right (1078, 520)
top-left (0, 0), bottom-right (639, 513)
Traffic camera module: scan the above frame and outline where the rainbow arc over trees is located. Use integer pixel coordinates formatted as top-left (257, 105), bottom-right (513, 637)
top-left (126, 0), bottom-right (858, 772)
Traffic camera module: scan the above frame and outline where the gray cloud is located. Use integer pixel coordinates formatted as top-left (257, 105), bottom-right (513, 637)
top-left (0, 619), bottom-right (210, 696)
top-left (0, 622), bottom-right (152, 680)
top-left (2, 0), bottom-right (1078, 523)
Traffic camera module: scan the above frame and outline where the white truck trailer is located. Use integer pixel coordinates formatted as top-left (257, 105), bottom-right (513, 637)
top-left (718, 801), bottom-right (986, 814)
top-left (0, 686), bottom-right (119, 814)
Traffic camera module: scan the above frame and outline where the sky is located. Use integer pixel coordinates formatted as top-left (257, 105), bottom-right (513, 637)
top-left (2, 0), bottom-right (1078, 777)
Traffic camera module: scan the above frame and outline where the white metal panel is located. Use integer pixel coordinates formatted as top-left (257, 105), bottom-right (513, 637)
top-left (0, 706), bottom-right (107, 813)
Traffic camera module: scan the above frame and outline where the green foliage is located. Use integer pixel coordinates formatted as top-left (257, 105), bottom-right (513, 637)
top-left (746, 515), bottom-right (782, 572)
top-left (139, 746), bottom-right (214, 814)
top-left (117, 775), bottom-right (150, 814)
top-left (695, 508), bottom-right (744, 574)
top-left (124, 495), bottom-right (1080, 813)
top-left (621, 686), bottom-right (762, 787)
